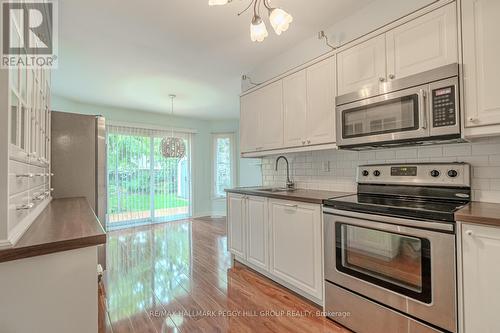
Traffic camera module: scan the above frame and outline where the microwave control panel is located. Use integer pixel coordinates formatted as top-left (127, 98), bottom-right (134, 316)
top-left (432, 86), bottom-right (456, 128)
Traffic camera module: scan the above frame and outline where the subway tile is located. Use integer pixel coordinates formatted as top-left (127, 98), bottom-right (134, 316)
top-left (418, 146), bottom-right (443, 158)
top-left (443, 144), bottom-right (471, 157)
top-left (471, 143), bottom-right (500, 156)
top-left (395, 149), bottom-right (418, 159)
top-left (474, 166), bottom-right (500, 179)
top-left (375, 150), bottom-right (396, 160)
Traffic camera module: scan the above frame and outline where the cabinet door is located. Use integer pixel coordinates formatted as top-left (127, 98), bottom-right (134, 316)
top-left (258, 81), bottom-right (284, 150)
top-left (337, 34), bottom-right (386, 95)
top-left (246, 196), bottom-right (268, 270)
top-left (283, 70), bottom-right (307, 147)
top-left (461, 223), bottom-right (500, 333)
top-left (462, 0), bottom-right (500, 127)
top-left (227, 194), bottom-right (246, 258)
top-left (306, 57), bottom-right (336, 145)
top-left (269, 200), bottom-right (322, 300)
top-left (240, 92), bottom-right (260, 153)
top-left (386, 3), bottom-right (458, 81)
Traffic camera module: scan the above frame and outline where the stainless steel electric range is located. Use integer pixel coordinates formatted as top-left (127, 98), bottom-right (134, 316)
top-left (323, 163), bottom-right (471, 333)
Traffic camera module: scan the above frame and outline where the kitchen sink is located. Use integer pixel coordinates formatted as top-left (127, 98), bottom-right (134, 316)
top-left (257, 187), bottom-right (296, 193)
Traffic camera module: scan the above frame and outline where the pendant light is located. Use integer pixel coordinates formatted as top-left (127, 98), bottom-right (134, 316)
top-left (160, 94), bottom-right (186, 159)
top-left (209, 0), bottom-right (292, 43)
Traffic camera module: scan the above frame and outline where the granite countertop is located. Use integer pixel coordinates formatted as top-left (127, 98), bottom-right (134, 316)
top-left (0, 197), bottom-right (106, 263)
top-left (455, 201), bottom-right (500, 227)
top-left (225, 187), bottom-right (353, 204)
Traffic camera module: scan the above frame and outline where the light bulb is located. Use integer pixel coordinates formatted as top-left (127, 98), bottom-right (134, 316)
top-left (250, 16), bottom-right (268, 42)
top-left (269, 8), bottom-right (293, 35)
top-left (208, 0), bottom-right (229, 6)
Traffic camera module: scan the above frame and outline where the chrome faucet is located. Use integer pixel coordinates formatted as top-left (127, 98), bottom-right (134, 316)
top-left (275, 156), bottom-right (295, 190)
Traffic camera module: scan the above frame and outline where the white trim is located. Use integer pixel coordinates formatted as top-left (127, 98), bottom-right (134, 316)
top-left (242, 143), bottom-right (338, 158)
top-left (241, 0), bottom-right (455, 96)
top-left (211, 132), bottom-right (236, 199)
top-left (107, 120), bottom-right (198, 134)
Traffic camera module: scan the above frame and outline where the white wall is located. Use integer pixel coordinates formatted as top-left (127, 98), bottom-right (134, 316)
top-left (51, 95), bottom-right (260, 217)
top-left (243, 0), bottom-right (436, 90)
top-left (263, 138), bottom-right (500, 203)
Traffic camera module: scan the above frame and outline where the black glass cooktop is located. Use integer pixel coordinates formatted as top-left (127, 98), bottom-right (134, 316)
top-left (323, 194), bottom-right (468, 223)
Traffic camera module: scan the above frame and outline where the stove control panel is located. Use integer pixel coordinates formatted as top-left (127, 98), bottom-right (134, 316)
top-left (357, 163), bottom-right (471, 187)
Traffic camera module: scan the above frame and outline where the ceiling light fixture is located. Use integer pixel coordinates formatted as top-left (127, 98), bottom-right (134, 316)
top-left (209, 0), bottom-right (293, 43)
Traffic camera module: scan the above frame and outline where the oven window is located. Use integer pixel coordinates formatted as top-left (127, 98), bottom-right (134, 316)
top-left (342, 95), bottom-right (419, 139)
top-left (336, 223), bottom-right (431, 303)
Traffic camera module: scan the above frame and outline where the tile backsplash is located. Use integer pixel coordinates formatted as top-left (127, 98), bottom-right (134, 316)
top-left (261, 137), bottom-right (500, 203)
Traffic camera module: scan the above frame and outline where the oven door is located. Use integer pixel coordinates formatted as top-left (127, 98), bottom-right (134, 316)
top-left (324, 208), bottom-right (457, 333)
top-left (336, 85), bottom-right (430, 147)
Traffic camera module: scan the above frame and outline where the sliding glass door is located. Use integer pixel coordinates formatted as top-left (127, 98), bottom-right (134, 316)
top-left (106, 125), bottom-right (191, 230)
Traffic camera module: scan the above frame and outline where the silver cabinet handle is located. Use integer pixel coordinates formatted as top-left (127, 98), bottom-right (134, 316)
top-left (16, 203), bottom-right (34, 210)
top-left (307, 139), bottom-right (311, 144)
top-left (418, 89), bottom-right (427, 130)
top-left (17, 173), bottom-right (34, 178)
top-left (33, 193), bottom-right (46, 201)
top-left (35, 173), bottom-right (45, 177)
top-left (302, 140), bottom-right (306, 145)
top-left (468, 117), bottom-right (479, 123)
top-left (389, 74), bottom-right (396, 80)
top-left (379, 77), bottom-right (386, 82)
top-left (465, 230), bottom-right (474, 236)
top-left (284, 204), bottom-right (298, 208)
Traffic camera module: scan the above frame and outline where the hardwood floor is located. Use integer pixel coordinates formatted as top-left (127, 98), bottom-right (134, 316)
top-left (100, 217), bottom-right (350, 333)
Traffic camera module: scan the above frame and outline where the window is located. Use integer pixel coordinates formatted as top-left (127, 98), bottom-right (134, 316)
top-left (107, 124), bottom-right (192, 230)
top-left (213, 133), bottom-right (235, 198)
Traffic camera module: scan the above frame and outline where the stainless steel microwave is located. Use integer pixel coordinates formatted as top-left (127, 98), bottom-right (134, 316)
top-left (336, 64), bottom-right (461, 149)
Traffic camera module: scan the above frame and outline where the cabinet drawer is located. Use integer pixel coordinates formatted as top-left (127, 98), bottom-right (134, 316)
top-left (30, 165), bottom-right (47, 188)
top-left (9, 160), bottom-right (31, 196)
top-left (8, 190), bottom-right (32, 233)
top-left (31, 185), bottom-right (49, 208)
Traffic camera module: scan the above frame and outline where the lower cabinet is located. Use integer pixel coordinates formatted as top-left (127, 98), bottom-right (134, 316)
top-left (226, 193), bottom-right (323, 304)
top-left (227, 193), bottom-right (246, 259)
top-left (460, 223), bottom-right (500, 333)
top-left (269, 200), bottom-right (323, 301)
top-left (247, 196), bottom-right (269, 270)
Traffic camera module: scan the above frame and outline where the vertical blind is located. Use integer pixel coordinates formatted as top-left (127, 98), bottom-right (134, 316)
top-left (107, 124), bottom-right (192, 229)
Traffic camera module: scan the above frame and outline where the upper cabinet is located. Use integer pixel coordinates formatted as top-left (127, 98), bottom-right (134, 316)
top-left (462, 0), bottom-right (500, 129)
top-left (241, 56), bottom-right (336, 155)
top-left (337, 2), bottom-right (458, 96)
top-left (283, 70), bottom-right (308, 147)
top-left (306, 57), bottom-right (337, 145)
top-left (337, 34), bottom-right (386, 96)
top-left (240, 81), bottom-right (284, 153)
top-left (386, 3), bottom-right (458, 81)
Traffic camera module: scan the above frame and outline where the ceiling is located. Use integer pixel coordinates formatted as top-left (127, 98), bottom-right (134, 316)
top-left (53, 0), bottom-right (374, 119)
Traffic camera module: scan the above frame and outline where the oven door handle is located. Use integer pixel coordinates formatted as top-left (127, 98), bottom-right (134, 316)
top-left (322, 207), bottom-right (454, 233)
top-left (419, 89), bottom-right (428, 130)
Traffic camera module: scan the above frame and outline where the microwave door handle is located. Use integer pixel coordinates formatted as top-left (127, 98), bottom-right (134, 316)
top-left (419, 89), bottom-right (427, 130)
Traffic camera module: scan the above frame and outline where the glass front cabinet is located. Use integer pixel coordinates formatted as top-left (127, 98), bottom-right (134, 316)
top-left (1, 12), bottom-right (52, 248)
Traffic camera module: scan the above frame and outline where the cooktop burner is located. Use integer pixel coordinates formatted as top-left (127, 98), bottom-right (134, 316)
top-left (323, 194), bottom-right (467, 222)
top-left (323, 162), bottom-right (471, 223)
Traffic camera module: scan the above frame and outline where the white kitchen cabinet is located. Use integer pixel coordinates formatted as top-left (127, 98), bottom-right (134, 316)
top-left (283, 70), bottom-right (308, 147)
top-left (338, 3), bottom-right (458, 95)
top-left (462, 0), bottom-right (500, 129)
top-left (239, 80), bottom-right (284, 153)
top-left (461, 223), bottom-right (500, 333)
top-left (386, 3), bottom-right (458, 81)
top-left (246, 196), bottom-right (269, 270)
top-left (306, 56), bottom-right (336, 145)
top-left (269, 199), bottom-right (322, 300)
top-left (258, 81), bottom-right (284, 150)
top-left (337, 34), bottom-right (386, 96)
top-left (227, 194), bottom-right (246, 259)
top-left (240, 92), bottom-right (260, 153)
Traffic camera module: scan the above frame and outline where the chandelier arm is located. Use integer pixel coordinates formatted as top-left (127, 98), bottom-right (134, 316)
top-left (237, 0), bottom-right (254, 16)
top-left (253, 0), bottom-right (259, 16)
top-left (263, 0), bottom-right (272, 11)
